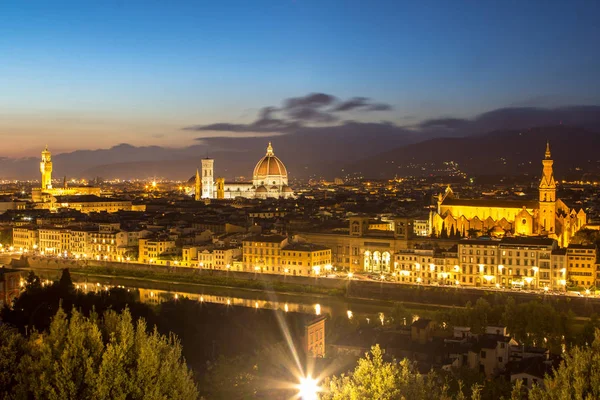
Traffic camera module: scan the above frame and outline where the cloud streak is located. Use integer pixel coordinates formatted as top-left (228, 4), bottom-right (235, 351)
top-left (183, 92), bottom-right (393, 133)
top-left (183, 92), bottom-right (600, 150)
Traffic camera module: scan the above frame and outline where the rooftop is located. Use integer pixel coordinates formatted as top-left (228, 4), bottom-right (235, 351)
top-left (442, 198), bottom-right (539, 209)
top-left (282, 242), bottom-right (330, 252)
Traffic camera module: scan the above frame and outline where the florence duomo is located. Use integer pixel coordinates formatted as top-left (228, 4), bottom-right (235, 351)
top-left (431, 142), bottom-right (586, 246)
top-left (193, 142), bottom-right (294, 200)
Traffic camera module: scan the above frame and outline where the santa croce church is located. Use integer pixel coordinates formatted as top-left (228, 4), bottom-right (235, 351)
top-left (430, 142), bottom-right (586, 247)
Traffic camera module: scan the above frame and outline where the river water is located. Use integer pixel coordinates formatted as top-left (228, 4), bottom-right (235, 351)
top-left (32, 269), bottom-right (435, 322)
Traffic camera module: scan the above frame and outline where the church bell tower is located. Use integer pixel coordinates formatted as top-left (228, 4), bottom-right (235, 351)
top-left (201, 158), bottom-right (214, 199)
top-left (539, 141), bottom-right (556, 233)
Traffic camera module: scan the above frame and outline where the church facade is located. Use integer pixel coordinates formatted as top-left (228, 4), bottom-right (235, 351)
top-left (194, 142), bottom-right (294, 200)
top-left (430, 142), bottom-right (586, 247)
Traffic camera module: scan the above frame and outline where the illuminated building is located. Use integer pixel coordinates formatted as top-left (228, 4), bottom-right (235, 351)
top-left (394, 248), bottom-right (459, 285)
top-left (32, 146), bottom-right (101, 202)
top-left (431, 142), bottom-right (586, 246)
top-left (305, 316), bottom-right (326, 358)
top-left (12, 227), bottom-right (39, 250)
top-left (566, 244), bottom-right (597, 288)
top-left (138, 238), bottom-right (177, 265)
top-left (242, 235), bottom-right (330, 275)
top-left (0, 269), bottom-right (21, 308)
top-left (193, 142), bottom-right (294, 200)
top-left (280, 243), bottom-right (332, 277)
top-left (457, 237), bottom-right (557, 289)
top-left (194, 169), bottom-right (201, 201)
top-left (242, 234), bottom-right (287, 273)
top-left (300, 216), bottom-right (417, 273)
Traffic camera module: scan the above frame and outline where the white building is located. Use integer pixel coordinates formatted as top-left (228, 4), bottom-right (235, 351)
top-left (194, 142), bottom-right (294, 199)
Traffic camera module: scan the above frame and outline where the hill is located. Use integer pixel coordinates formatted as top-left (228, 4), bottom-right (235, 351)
top-left (346, 125), bottom-right (600, 179)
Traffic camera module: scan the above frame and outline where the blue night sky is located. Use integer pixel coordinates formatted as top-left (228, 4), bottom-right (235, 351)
top-left (1, 0), bottom-right (599, 156)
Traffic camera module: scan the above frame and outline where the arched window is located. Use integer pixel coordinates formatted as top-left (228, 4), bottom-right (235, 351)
top-left (363, 251), bottom-right (372, 272)
top-left (382, 252), bottom-right (391, 272)
top-left (373, 251), bottom-right (381, 272)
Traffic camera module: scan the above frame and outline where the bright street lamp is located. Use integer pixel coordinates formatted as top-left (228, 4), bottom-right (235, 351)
top-left (297, 375), bottom-right (320, 400)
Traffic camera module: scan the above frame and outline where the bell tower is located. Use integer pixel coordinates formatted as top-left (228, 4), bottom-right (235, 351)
top-left (201, 158), bottom-right (214, 199)
top-left (539, 141), bottom-right (556, 233)
top-left (40, 146), bottom-right (53, 190)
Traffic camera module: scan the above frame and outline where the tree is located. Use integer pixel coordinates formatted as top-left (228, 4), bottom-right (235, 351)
top-left (529, 329), bottom-right (600, 400)
top-left (450, 225), bottom-right (456, 239)
top-left (7, 307), bottom-right (198, 399)
top-left (0, 325), bottom-right (26, 397)
top-left (58, 268), bottom-right (74, 293)
top-left (441, 222), bottom-right (449, 239)
top-left (467, 228), bottom-right (480, 239)
top-left (25, 271), bottom-right (41, 290)
top-left (320, 345), bottom-right (483, 400)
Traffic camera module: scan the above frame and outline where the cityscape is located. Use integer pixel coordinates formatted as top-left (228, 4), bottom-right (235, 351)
top-left (2, 1), bottom-right (600, 399)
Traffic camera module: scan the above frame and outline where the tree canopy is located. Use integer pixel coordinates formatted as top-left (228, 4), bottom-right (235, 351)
top-left (0, 306), bottom-right (198, 400)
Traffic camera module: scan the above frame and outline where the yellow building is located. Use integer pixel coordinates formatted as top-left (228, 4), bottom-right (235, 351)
top-left (138, 238), bottom-right (177, 265)
top-left (300, 216), bottom-right (424, 273)
top-left (12, 226), bottom-right (39, 251)
top-left (280, 243), bottom-right (332, 276)
top-left (566, 244), bottom-right (597, 288)
top-left (394, 248), bottom-right (459, 285)
top-left (242, 234), bottom-right (332, 275)
top-left (38, 228), bottom-right (71, 255)
top-left (457, 237), bottom-right (557, 289)
top-left (242, 234), bottom-right (287, 273)
top-left (431, 142), bottom-right (586, 246)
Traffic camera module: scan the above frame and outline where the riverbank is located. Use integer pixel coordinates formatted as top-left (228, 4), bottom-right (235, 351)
top-left (13, 255), bottom-right (600, 317)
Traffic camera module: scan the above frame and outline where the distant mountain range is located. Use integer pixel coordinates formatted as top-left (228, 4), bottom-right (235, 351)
top-left (345, 125), bottom-right (600, 179)
top-left (2, 105), bottom-right (600, 181)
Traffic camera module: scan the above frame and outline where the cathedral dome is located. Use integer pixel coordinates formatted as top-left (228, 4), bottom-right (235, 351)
top-left (256, 185), bottom-right (268, 193)
top-left (253, 142), bottom-right (288, 186)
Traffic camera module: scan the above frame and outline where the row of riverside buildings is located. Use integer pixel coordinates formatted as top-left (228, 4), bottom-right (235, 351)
top-left (13, 218), bottom-right (596, 290)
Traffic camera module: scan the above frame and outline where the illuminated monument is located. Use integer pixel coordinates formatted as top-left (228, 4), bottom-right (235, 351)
top-left (431, 142), bottom-right (586, 246)
top-left (40, 145), bottom-right (53, 190)
top-left (32, 146), bottom-right (101, 202)
top-left (193, 142), bottom-right (294, 200)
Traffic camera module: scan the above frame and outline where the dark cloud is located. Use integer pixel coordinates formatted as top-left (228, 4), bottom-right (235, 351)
top-left (332, 97), bottom-right (392, 112)
top-left (184, 92), bottom-right (392, 132)
top-left (332, 97), bottom-right (369, 111)
top-left (283, 93), bottom-right (337, 110)
top-left (184, 91), bottom-right (600, 144)
top-left (367, 103), bottom-right (392, 111)
top-left (285, 106), bottom-right (339, 123)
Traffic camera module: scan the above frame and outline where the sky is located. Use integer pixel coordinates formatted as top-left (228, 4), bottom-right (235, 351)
top-left (1, 0), bottom-right (599, 157)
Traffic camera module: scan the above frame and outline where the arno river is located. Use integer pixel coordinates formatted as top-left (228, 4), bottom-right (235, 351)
top-left (31, 268), bottom-right (435, 323)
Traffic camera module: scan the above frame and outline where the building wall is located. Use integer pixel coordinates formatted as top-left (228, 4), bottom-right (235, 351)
top-left (280, 248), bottom-right (332, 276)
top-left (567, 246), bottom-right (597, 288)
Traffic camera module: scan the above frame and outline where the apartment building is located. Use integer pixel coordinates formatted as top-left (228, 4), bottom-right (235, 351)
top-left (280, 242), bottom-right (332, 276)
top-left (138, 238), bottom-right (177, 265)
top-left (566, 244), bottom-right (597, 288)
top-left (394, 248), bottom-right (459, 285)
top-left (242, 234), bottom-right (287, 273)
top-left (12, 226), bottom-right (38, 251)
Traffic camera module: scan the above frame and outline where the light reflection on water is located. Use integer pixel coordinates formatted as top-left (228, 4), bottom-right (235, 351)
top-left (75, 281), bottom-right (333, 317)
